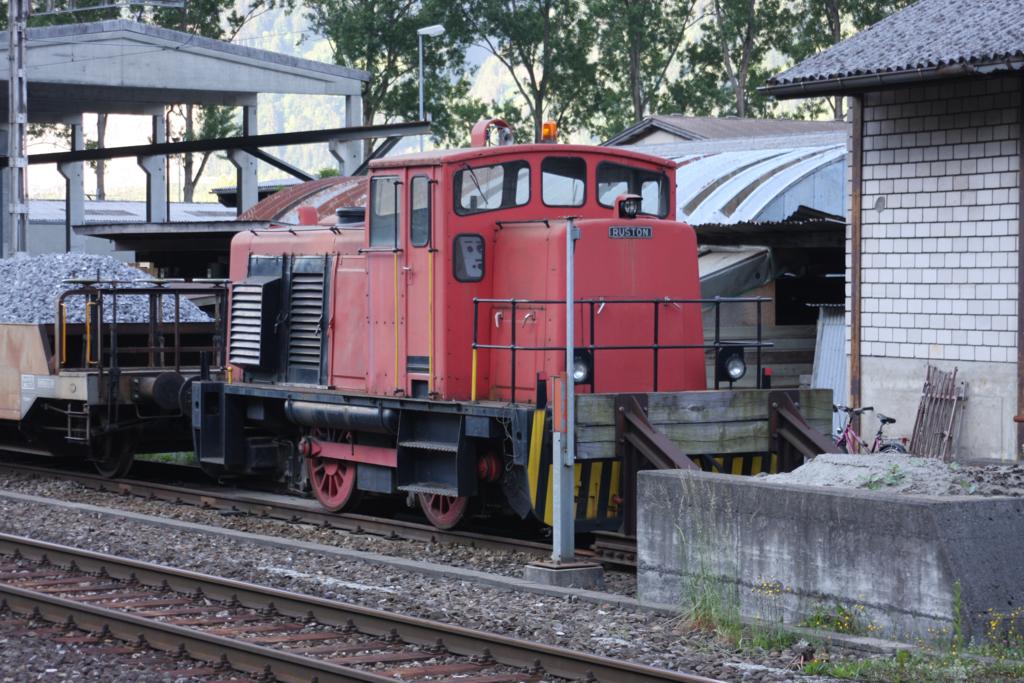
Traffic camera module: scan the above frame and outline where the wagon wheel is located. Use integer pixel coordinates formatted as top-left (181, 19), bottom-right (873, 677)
top-left (417, 493), bottom-right (469, 530)
top-left (307, 456), bottom-right (359, 512)
top-left (92, 434), bottom-right (134, 479)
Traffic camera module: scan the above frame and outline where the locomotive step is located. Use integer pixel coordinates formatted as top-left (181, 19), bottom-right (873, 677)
top-left (398, 440), bottom-right (459, 453)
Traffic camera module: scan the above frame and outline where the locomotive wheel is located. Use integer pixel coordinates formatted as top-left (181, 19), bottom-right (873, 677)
top-left (92, 436), bottom-right (134, 479)
top-left (417, 493), bottom-right (469, 530)
top-left (308, 456), bottom-right (358, 512)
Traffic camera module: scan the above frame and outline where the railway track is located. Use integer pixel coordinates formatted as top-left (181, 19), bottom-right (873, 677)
top-left (0, 533), bottom-right (718, 683)
top-left (0, 461), bottom-right (638, 569)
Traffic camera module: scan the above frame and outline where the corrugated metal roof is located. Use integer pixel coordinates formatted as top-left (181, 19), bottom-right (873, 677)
top-left (810, 306), bottom-right (847, 435)
top-left (30, 200), bottom-right (236, 225)
top-left (631, 134), bottom-right (846, 225)
top-left (765, 0), bottom-right (1024, 94)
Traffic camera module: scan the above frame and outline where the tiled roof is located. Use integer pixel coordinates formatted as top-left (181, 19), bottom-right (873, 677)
top-left (765, 0), bottom-right (1024, 94)
top-left (604, 115), bottom-right (844, 146)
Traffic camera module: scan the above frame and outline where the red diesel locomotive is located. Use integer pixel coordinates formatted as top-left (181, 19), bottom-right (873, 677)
top-left (193, 119), bottom-right (738, 530)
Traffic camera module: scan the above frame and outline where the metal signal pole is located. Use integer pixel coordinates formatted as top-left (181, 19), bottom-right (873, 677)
top-left (7, 0), bottom-right (29, 254)
top-left (552, 217), bottom-right (580, 563)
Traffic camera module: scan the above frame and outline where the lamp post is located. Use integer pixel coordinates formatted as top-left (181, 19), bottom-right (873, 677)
top-left (417, 24), bottom-right (445, 152)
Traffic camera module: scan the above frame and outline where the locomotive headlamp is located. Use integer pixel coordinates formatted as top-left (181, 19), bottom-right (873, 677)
top-left (572, 350), bottom-right (593, 384)
top-left (716, 346), bottom-right (746, 384)
top-left (617, 194), bottom-right (641, 219)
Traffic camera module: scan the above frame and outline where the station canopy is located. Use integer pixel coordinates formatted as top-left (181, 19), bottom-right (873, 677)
top-left (0, 19), bottom-right (369, 122)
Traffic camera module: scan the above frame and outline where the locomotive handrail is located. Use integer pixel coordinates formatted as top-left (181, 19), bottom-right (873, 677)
top-left (470, 295), bottom-right (773, 403)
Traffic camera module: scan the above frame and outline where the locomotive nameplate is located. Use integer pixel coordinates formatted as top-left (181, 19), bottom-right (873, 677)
top-left (608, 226), bottom-right (652, 239)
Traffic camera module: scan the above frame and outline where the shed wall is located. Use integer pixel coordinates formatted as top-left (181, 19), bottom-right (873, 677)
top-left (850, 75), bottom-right (1021, 459)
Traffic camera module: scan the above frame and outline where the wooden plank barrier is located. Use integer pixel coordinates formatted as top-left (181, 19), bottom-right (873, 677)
top-left (575, 388), bottom-right (833, 460)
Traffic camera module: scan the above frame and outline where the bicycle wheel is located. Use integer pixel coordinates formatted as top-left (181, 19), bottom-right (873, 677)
top-left (879, 441), bottom-right (908, 454)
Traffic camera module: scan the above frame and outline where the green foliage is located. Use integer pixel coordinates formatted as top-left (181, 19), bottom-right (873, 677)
top-left (467, 0), bottom-right (599, 141)
top-left (317, 166), bottom-right (340, 178)
top-left (804, 651), bottom-right (1024, 682)
top-left (802, 601), bottom-right (869, 635)
top-left (303, 0), bottom-right (488, 147)
top-left (858, 464), bottom-right (907, 490)
top-left (586, 0), bottom-right (702, 139)
top-left (666, 0), bottom-right (789, 118)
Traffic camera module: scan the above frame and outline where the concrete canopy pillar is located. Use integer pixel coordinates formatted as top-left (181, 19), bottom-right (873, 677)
top-left (138, 112), bottom-right (168, 223)
top-left (227, 104), bottom-right (258, 214)
top-left (329, 94), bottom-right (363, 176)
top-left (57, 116), bottom-right (84, 253)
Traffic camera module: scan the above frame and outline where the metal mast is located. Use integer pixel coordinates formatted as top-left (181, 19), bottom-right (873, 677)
top-left (7, 0), bottom-right (29, 254)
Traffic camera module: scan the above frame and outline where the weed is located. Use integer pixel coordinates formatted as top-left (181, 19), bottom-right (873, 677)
top-left (858, 464), bottom-right (906, 490)
top-left (802, 601), bottom-right (868, 635)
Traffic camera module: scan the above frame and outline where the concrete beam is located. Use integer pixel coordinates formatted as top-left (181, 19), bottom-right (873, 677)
top-left (227, 105), bottom-right (259, 214)
top-left (137, 113), bottom-right (168, 223)
top-left (329, 94), bottom-right (364, 176)
top-left (57, 116), bottom-right (85, 253)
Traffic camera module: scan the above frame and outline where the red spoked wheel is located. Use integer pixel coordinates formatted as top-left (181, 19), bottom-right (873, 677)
top-left (307, 457), bottom-right (358, 512)
top-left (417, 493), bottom-right (469, 530)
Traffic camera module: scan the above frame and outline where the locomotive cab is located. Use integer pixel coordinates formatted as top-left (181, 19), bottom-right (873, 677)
top-left (197, 120), bottom-right (790, 531)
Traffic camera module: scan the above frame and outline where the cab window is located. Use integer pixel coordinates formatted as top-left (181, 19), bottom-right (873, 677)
top-left (453, 234), bottom-right (485, 282)
top-left (410, 176), bottom-right (430, 247)
top-left (596, 162), bottom-right (668, 217)
top-left (454, 161), bottom-right (530, 215)
top-left (542, 157), bottom-right (585, 207)
top-left (369, 176), bottom-right (400, 247)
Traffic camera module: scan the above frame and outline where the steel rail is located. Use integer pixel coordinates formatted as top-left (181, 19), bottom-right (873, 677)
top-left (0, 461), bottom-right (564, 559)
top-left (0, 533), bottom-right (722, 683)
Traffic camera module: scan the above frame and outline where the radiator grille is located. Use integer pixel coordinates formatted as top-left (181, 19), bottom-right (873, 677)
top-left (287, 271), bottom-right (325, 371)
top-left (229, 283), bottom-right (265, 367)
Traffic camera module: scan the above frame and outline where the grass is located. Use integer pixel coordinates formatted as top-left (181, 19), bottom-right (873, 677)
top-left (802, 582), bottom-right (1024, 681)
top-left (803, 650), bottom-right (1024, 682)
top-left (801, 601), bottom-right (870, 636)
top-left (134, 451), bottom-right (196, 465)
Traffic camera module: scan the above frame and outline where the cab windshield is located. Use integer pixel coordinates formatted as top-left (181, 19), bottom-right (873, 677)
top-left (596, 162), bottom-right (669, 217)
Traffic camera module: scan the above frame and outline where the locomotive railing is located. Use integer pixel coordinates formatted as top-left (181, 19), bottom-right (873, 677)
top-left (55, 280), bottom-right (228, 375)
top-left (470, 296), bottom-right (773, 403)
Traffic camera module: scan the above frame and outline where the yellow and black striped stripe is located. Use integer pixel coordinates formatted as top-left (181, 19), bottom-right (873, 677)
top-left (523, 409), bottom-right (780, 527)
top-left (525, 409), bottom-right (622, 527)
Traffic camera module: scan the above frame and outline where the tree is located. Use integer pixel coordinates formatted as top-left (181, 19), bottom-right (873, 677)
top-left (467, 0), bottom-right (599, 142)
top-left (667, 0), bottom-right (789, 118)
top-left (786, 0), bottom-right (914, 118)
top-left (587, 0), bottom-right (703, 140)
top-left (304, 0), bottom-right (486, 147)
top-left (172, 105), bottom-right (240, 203)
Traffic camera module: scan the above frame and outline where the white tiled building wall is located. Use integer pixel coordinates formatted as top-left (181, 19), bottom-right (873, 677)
top-left (857, 76), bottom-right (1020, 362)
top-left (848, 75), bottom-right (1022, 459)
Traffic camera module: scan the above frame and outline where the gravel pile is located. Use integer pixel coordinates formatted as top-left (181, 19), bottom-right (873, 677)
top-left (0, 253), bottom-right (209, 324)
top-left (761, 452), bottom-right (1024, 496)
top-left (0, 484), bottom-right (842, 682)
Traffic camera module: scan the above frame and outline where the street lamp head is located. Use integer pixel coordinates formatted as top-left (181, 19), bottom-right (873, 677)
top-left (417, 24), bottom-right (446, 37)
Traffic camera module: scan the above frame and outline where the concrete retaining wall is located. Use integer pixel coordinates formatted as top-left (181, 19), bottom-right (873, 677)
top-left (638, 469), bottom-right (1024, 643)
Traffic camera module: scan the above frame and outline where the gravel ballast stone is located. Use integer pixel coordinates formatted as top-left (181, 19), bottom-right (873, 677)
top-left (0, 490), bottom-right (839, 682)
top-left (0, 252), bottom-right (209, 323)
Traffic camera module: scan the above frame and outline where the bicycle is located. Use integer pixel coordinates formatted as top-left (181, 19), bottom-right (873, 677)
top-left (833, 404), bottom-right (908, 454)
